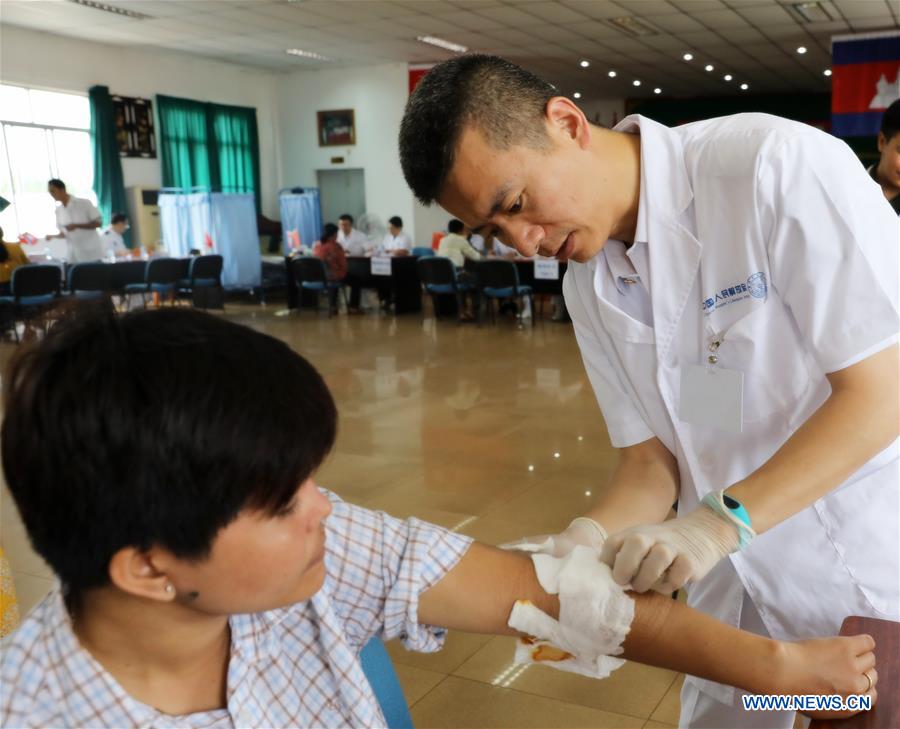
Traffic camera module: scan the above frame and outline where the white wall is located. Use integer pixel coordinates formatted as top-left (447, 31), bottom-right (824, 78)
top-left (276, 62), bottom-right (420, 242)
top-left (0, 25), bottom-right (282, 217)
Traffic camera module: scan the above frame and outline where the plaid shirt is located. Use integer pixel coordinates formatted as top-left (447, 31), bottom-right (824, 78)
top-left (1, 492), bottom-right (472, 728)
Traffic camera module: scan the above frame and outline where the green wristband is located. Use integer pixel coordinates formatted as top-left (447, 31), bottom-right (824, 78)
top-left (702, 490), bottom-right (756, 550)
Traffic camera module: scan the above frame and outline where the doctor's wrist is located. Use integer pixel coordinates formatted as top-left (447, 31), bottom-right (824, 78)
top-left (701, 490), bottom-right (756, 550)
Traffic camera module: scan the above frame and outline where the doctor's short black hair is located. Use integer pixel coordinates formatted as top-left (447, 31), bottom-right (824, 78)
top-left (47, 178), bottom-right (66, 191)
top-left (339, 214), bottom-right (354, 224)
top-left (880, 99), bottom-right (900, 142)
top-left (111, 212), bottom-right (128, 225)
top-left (388, 216), bottom-right (403, 228)
top-left (399, 54), bottom-right (556, 206)
top-left (1, 307), bottom-right (337, 599)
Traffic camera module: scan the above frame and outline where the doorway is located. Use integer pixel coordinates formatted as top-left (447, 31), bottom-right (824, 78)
top-left (317, 168), bottom-right (366, 226)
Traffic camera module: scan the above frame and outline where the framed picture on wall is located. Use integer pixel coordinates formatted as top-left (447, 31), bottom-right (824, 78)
top-left (112, 95), bottom-right (156, 158)
top-left (317, 109), bottom-right (355, 146)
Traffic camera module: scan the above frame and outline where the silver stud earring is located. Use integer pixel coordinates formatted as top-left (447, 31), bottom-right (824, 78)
top-left (165, 584), bottom-right (174, 594)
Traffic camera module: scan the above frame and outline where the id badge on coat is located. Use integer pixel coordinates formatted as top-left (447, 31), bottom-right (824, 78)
top-left (679, 364), bottom-right (744, 434)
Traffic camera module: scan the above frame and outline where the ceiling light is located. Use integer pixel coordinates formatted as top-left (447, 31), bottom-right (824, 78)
top-left (705, 64), bottom-right (714, 72)
top-left (286, 48), bottom-right (331, 61)
top-left (67, 0), bottom-right (151, 18)
top-left (553, 451), bottom-right (560, 458)
top-left (608, 70), bottom-right (617, 78)
top-left (606, 16), bottom-right (658, 37)
top-left (740, 83), bottom-right (749, 90)
top-left (633, 79), bottom-right (641, 86)
top-left (724, 74), bottom-right (733, 81)
top-left (580, 60), bottom-right (590, 68)
top-left (417, 35), bottom-right (468, 53)
top-left (683, 52), bottom-right (694, 61)
top-left (573, 92), bottom-right (582, 99)
top-left (789, 2), bottom-right (833, 23)
top-left (796, 46), bottom-right (807, 54)
top-left (654, 87), bottom-right (662, 94)
top-left (823, 68), bottom-right (832, 76)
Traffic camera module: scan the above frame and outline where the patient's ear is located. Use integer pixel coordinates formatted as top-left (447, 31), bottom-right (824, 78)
top-left (108, 547), bottom-right (174, 602)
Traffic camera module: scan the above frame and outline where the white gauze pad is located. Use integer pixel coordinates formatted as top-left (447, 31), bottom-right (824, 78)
top-left (507, 545), bottom-right (635, 679)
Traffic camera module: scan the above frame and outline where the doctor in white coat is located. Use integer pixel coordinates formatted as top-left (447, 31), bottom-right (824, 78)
top-left (400, 55), bottom-right (898, 728)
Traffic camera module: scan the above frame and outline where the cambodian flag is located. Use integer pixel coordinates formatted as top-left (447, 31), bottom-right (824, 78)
top-left (832, 31), bottom-right (900, 137)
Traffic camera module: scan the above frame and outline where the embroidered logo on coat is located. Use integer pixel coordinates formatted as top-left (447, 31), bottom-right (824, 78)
top-left (701, 271), bottom-right (767, 313)
top-left (747, 272), bottom-right (767, 299)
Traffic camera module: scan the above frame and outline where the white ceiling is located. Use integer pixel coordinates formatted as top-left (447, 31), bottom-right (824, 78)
top-left (1, 0), bottom-right (898, 98)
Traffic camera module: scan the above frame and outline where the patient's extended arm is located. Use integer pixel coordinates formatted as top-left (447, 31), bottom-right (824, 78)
top-left (419, 542), bottom-right (877, 716)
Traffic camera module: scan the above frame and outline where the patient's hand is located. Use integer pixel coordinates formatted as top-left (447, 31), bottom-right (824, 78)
top-left (778, 634), bottom-right (877, 719)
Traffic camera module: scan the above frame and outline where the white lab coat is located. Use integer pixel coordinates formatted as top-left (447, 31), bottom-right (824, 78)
top-left (380, 231), bottom-right (412, 253)
top-left (55, 196), bottom-right (104, 263)
top-left (337, 228), bottom-right (369, 256)
top-left (564, 114), bottom-right (899, 713)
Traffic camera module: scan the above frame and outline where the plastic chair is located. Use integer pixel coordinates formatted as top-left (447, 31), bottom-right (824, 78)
top-left (67, 262), bottom-right (111, 301)
top-left (290, 256), bottom-right (347, 315)
top-left (359, 638), bottom-right (413, 729)
top-left (411, 247), bottom-right (435, 258)
top-left (124, 258), bottom-right (185, 308)
top-left (474, 259), bottom-right (534, 326)
top-left (0, 264), bottom-right (62, 341)
top-left (179, 255), bottom-right (224, 310)
top-left (417, 256), bottom-right (472, 322)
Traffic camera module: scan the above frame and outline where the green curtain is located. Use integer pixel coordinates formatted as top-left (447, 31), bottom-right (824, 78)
top-left (157, 94), bottom-right (213, 191)
top-left (89, 85), bottom-right (130, 247)
top-left (209, 103), bottom-right (261, 212)
top-left (157, 95), bottom-right (260, 212)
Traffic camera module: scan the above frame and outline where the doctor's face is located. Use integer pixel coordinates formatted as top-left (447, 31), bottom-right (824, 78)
top-left (438, 108), bottom-right (618, 263)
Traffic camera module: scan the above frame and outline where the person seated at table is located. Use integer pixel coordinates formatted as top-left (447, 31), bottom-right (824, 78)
top-left (0, 308), bottom-right (878, 728)
top-left (313, 223), bottom-right (347, 312)
top-left (380, 216), bottom-right (412, 256)
top-left (437, 219), bottom-right (482, 320)
top-left (101, 213), bottom-right (131, 259)
top-left (438, 218), bottom-right (482, 267)
top-left (337, 214), bottom-right (368, 256)
top-left (0, 226), bottom-right (30, 296)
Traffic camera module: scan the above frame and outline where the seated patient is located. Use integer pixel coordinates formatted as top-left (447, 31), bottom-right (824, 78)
top-left (0, 308), bottom-right (876, 727)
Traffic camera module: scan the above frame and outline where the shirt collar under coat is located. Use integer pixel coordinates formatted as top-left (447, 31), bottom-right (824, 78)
top-left (592, 114), bottom-right (702, 361)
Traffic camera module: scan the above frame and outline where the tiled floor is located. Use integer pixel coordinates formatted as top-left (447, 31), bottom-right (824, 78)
top-left (0, 302), bottom-right (680, 728)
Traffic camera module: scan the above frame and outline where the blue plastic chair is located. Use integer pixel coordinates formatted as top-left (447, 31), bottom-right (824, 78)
top-left (474, 259), bottom-right (534, 326)
top-left (67, 262), bottom-right (110, 301)
top-left (290, 256), bottom-right (346, 315)
top-left (360, 638), bottom-right (412, 729)
top-left (417, 256), bottom-right (473, 322)
top-left (411, 247), bottom-right (435, 258)
top-left (0, 264), bottom-right (62, 341)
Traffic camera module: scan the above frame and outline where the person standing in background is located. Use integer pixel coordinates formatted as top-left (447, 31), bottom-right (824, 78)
top-left (46, 179), bottom-right (104, 263)
top-left (870, 99), bottom-right (900, 215)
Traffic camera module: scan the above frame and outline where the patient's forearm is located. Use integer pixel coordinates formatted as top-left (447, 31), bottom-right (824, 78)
top-left (420, 543), bottom-right (560, 634)
top-left (622, 591), bottom-right (782, 694)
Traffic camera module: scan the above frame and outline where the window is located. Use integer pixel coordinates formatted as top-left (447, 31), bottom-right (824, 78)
top-left (0, 84), bottom-right (96, 239)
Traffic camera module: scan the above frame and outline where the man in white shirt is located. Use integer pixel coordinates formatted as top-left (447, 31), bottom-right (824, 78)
top-left (400, 55), bottom-right (898, 729)
top-left (380, 215), bottom-right (412, 256)
top-left (336, 214), bottom-right (369, 256)
top-left (47, 179), bottom-right (105, 263)
top-left (101, 212), bottom-right (130, 259)
top-left (437, 218), bottom-right (482, 268)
